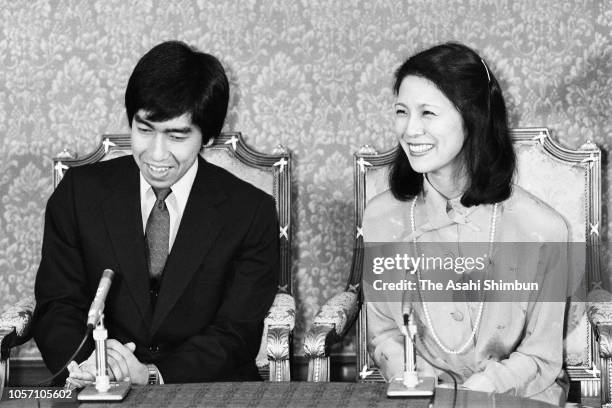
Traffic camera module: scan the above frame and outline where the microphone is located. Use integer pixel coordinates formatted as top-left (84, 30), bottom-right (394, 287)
top-left (86, 269), bottom-right (114, 328)
top-left (78, 268), bottom-right (130, 401)
top-left (400, 276), bottom-right (418, 387)
top-left (402, 311), bottom-right (418, 388)
top-left (386, 287), bottom-right (435, 397)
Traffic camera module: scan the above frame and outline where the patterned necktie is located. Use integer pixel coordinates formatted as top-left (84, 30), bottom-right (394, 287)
top-left (146, 188), bottom-right (172, 279)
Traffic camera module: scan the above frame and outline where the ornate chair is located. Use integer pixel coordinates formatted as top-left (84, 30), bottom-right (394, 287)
top-left (304, 128), bottom-right (608, 405)
top-left (0, 132), bottom-right (294, 394)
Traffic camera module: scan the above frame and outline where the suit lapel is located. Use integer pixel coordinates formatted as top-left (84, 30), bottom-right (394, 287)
top-left (151, 157), bottom-right (227, 334)
top-left (102, 158), bottom-right (152, 325)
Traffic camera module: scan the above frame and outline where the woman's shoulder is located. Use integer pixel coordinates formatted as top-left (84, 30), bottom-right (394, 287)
top-left (502, 184), bottom-right (569, 241)
top-left (364, 189), bottom-right (405, 217)
top-left (363, 190), bottom-right (409, 241)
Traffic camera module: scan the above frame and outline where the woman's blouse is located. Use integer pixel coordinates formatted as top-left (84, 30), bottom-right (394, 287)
top-left (363, 177), bottom-right (569, 404)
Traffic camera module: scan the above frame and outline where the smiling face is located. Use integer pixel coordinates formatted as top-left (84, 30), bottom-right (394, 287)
top-left (131, 110), bottom-right (202, 189)
top-left (394, 75), bottom-right (466, 182)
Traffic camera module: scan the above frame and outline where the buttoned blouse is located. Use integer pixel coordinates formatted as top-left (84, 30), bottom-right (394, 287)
top-left (363, 178), bottom-right (569, 404)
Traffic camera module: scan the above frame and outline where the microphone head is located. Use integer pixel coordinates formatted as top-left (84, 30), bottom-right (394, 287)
top-left (86, 269), bottom-right (115, 327)
top-left (102, 269), bottom-right (114, 280)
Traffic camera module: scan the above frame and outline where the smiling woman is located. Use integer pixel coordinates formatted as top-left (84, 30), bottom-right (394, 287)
top-left (387, 42), bottom-right (514, 207)
top-left (394, 75), bottom-right (466, 198)
top-left (363, 42), bottom-right (570, 405)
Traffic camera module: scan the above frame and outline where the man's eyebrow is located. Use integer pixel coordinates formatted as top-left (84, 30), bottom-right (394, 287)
top-left (133, 114), bottom-right (152, 126)
top-left (133, 114), bottom-right (192, 134)
top-left (163, 126), bottom-right (192, 134)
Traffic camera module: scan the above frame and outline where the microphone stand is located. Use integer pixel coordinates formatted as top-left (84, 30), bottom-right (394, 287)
top-left (78, 315), bottom-right (130, 401)
top-left (387, 311), bottom-right (435, 397)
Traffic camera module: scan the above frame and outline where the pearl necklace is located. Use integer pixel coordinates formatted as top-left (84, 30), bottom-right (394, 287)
top-left (409, 196), bottom-right (499, 354)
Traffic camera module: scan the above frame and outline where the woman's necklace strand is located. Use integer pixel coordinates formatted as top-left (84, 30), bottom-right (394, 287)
top-left (410, 196), bottom-right (498, 354)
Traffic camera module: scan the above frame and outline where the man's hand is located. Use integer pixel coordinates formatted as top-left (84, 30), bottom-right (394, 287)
top-left (105, 340), bottom-right (148, 384)
top-left (66, 349), bottom-right (97, 389)
top-left (66, 340), bottom-right (149, 387)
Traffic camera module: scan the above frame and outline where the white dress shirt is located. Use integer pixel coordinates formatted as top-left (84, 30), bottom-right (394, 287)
top-left (140, 159), bottom-right (198, 251)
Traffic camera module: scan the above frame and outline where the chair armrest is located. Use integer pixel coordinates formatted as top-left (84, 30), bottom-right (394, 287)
top-left (265, 293), bottom-right (296, 331)
top-left (303, 291), bottom-right (359, 381)
top-left (587, 289), bottom-right (612, 358)
top-left (256, 293), bottom-right (295, 381)
top-left (1, 296), bottom-right (35, 395)
top-left (0, 296), bottom-right (35, 350)
top-left (303, 291), bottom-right (359, 366)
top-left (586, 288), bottom-right (612, 406)
top-left (265, 293), bottom-right (295, 361)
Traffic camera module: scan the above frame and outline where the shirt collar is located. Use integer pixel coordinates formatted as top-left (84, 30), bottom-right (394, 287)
top-left (422, 176), bottom-right (479, 228)
top-left (139, 158), bottom-right (199, 208)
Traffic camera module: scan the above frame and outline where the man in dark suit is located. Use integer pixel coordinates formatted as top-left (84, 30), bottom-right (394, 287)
top-left (33, 41), bottom-right (278, 385)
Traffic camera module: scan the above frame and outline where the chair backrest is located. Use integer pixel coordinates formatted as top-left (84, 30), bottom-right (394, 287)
top-left (52, 132), bottom-right (292, 374)
top-left (53, 132), bottom-right (291, 292)
top-left (353, 128), bottom-right (603, 394)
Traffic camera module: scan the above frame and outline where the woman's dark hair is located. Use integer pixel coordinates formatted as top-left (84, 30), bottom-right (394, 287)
top-left (389, 42), bottom-right (515, 206)
top-left (125, 40), bottom-right (229, 145)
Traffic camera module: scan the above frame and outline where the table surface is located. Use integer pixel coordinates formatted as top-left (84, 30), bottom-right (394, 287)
top-left (2, 382), bottom-right (558, 408)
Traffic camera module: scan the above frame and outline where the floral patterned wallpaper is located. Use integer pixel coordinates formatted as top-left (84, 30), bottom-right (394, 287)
top-left (1, 0), bottom-right (610, 358)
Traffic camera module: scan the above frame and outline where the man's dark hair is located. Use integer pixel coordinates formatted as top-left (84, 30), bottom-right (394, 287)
top-left (125, 40), bottom-right (229, 145)
top-left (389, 42), bottom-right (515, 206)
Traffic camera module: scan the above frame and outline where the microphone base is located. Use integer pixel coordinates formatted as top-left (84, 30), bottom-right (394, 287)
top-left (78, 381), bottom-right (131, 401)
top-left (387, 376), bottom-right (435, 397)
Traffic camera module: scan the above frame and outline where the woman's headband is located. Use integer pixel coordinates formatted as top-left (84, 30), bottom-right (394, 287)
top-left (481, 58), bottom-right (491, 84)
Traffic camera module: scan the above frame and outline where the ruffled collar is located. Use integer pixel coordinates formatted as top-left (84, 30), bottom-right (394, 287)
top-left (423, 176), bottom-right (478, 228)
top-left (404, 177), bottom-right (485, 241)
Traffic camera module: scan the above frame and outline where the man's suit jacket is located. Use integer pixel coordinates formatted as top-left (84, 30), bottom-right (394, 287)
top-left (33, 155), bottom-right (279, 383)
